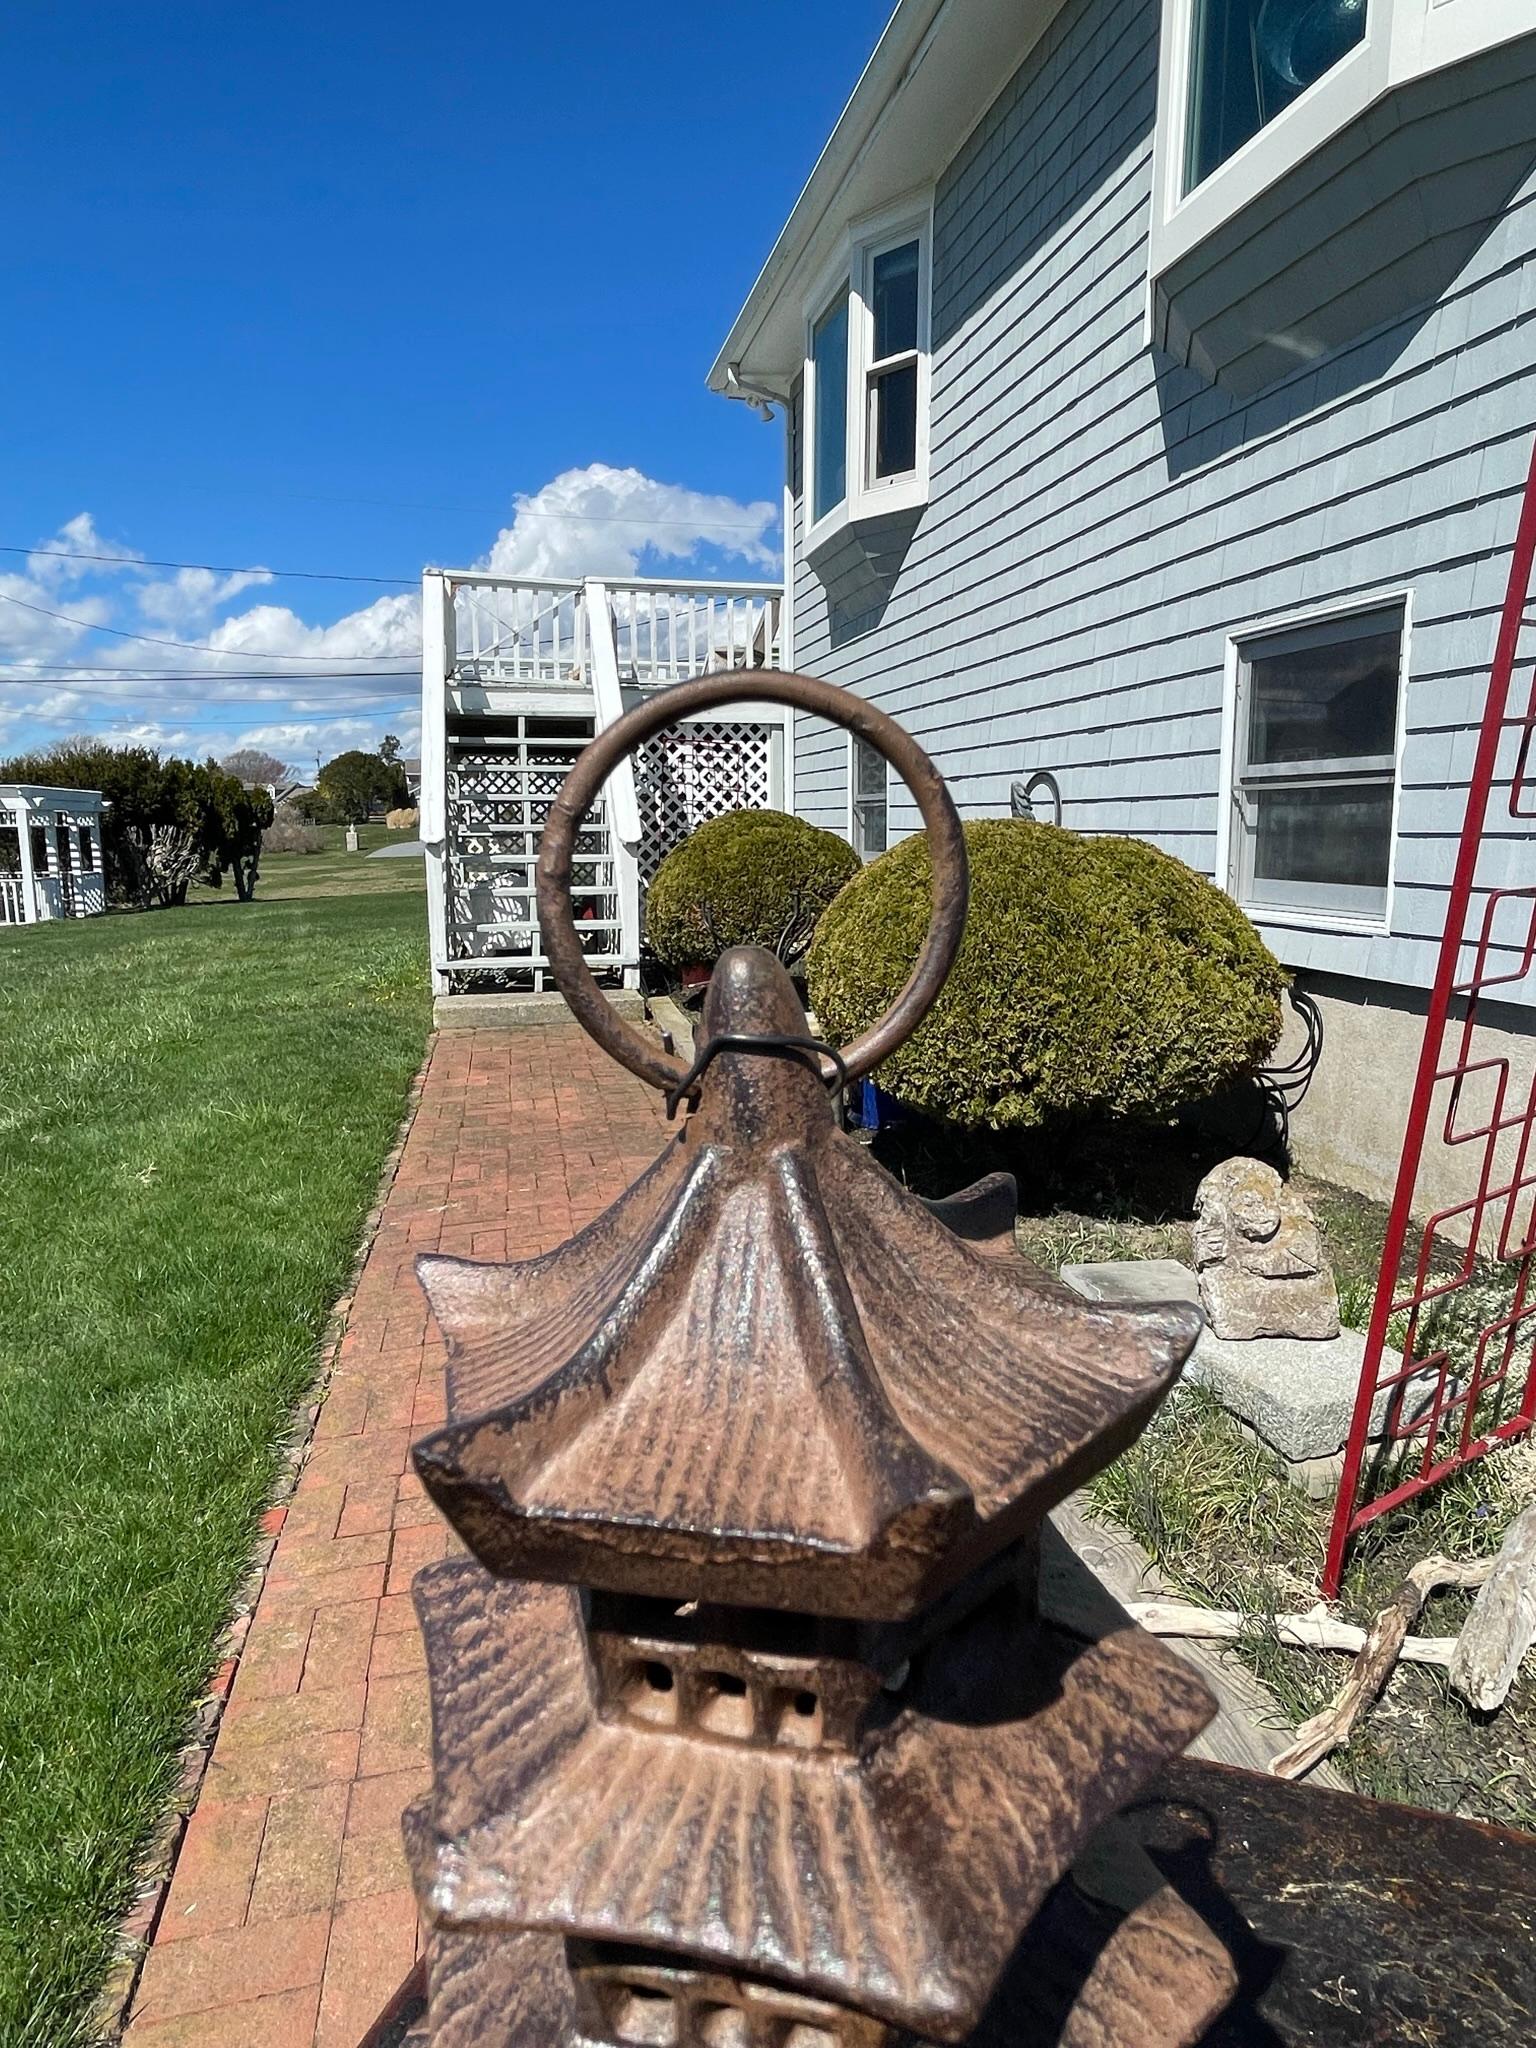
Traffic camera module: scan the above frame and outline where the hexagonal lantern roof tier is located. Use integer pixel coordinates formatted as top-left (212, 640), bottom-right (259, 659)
top-left (412, 952), bottom-right (1202, 1621)
top-left (404, 1565), bottom-right (1231, 2044)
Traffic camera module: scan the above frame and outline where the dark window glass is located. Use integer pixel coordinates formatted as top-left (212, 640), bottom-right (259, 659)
top-left (1186, 0), bottom-right (1367, 191)
top-left (30, 826), bottom-right (48, 873)
top-left (811, 291), bottom-right (849, 522)
top-left (1251, 783), bottom-right (1393, 898)
top-left (872, 363), bottom-right (918, 480)
top-left (871, 240), bottom-right (919, 359)
top-left (78, 825), bottom-right (94, 872)
top-left (1246, 625), bottom-right (1399, 768)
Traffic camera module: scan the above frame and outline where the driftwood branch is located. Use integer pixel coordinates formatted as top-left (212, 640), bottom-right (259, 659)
top-left (1125, 1599), bottom-right (1459, 1669)
top-left (1448, 1502), bottom-right (1536, 1712)
top-left (1270, 1555), bottom-right (1496, 1781)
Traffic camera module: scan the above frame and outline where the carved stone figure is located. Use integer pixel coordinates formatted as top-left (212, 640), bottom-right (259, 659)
top-left (1193, 1156), bottom-right (1340, 1342)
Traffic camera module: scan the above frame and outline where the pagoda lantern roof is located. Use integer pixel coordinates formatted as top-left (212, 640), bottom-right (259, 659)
top-left (413, 950), bottom-right (1202, 1621)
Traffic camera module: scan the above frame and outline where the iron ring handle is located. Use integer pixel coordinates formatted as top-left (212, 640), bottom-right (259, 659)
top-left (537, 671), bottom-right (970, 1096)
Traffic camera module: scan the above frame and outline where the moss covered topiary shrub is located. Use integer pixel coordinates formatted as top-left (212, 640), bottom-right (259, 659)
top-left (646, 808), bottom-right (862, 970)
top-left (806, 818), bottom-right (1287, 1131)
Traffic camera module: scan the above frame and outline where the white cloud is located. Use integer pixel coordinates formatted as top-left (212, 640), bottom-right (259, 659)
top-left (25, 512), bottom-right (142, 587)
top-left (483, 464), bottom-right (778, 580)
top-left (136, 566), bottom-right (274, 626)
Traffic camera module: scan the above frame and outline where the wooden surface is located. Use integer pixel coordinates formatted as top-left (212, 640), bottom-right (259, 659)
top-left (1132, 1756), bottom-right (1536, 2047)
top-left (1449, 1498), bottom-right (1536, 1710)
top-left (1043, 1499), bottom-right (1349, 1790)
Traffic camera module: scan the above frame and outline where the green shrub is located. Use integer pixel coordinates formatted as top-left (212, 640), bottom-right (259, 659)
top-left (646, 808), bottom-right (862, 969)
top-left (806, 818), bottom-right (1286, 1130)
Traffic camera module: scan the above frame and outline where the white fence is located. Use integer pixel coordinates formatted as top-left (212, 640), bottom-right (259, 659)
top-left (0, 877), bottom-right (25, 926)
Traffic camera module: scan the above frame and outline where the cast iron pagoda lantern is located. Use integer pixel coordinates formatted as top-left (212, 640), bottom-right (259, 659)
top-left (399, 675), bottom-right (1241, 2047)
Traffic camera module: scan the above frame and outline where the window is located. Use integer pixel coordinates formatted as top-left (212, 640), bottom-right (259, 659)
top-left (866, 240), bottom-right (920, 483)
top-left (810, 289), bottom-right (849, 523)
top-left (78, 825), bottom-right (94, 873)
top-left (1185, 0), bottom-right (1368, 190)
top-left (850, 737), bottom-right (887, 859)
top-left (804, 202), bottom-right (931, 547)
top-left (29, 825), bottom-right (48, 874)
top-left (1229, 603), bottom-right (1404, 926)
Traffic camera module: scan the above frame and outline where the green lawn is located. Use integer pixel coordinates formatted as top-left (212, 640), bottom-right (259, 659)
top-left (0, 874), bottom-right (431, 2046)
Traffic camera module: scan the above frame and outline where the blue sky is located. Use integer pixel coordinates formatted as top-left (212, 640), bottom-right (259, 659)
top-left (0, 1), bottom-right (894, 769)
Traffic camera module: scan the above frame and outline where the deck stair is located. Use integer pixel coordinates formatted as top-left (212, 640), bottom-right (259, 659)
top-left (420, 574), bottom-right (787, 996)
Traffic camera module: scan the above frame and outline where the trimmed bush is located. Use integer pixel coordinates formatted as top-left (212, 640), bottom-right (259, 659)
top-left (646, 808), bottom-right (862, 969)
top-left (261, 818), bottom-right (326, 855)
top-left (386, 806), bottom-right (420, 832)
top-left (807, 818), bottom-right (1287, 1131)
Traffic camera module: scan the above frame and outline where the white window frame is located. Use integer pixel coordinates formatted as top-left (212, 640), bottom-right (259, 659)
top-left (1147, 0), bottom-right (1534, 313)
top-left (1216, 590), bottom-right (1412, 939)
top-left (803, 193), bottom-right (933, 558)
top-left (848, 733), bottom-right (889, 861)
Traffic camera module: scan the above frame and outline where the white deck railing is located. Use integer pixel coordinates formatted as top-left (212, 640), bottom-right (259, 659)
top-left (0, 876), bottom-right (27, 926)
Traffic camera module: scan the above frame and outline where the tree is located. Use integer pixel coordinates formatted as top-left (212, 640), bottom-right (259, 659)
top-left (316, 748), bottom-right (409, 824)
top-left (198, 762), bottom-right (274, 900)
top-left (0, 739), bottom-right (273, 906)
top-left (379, 733), bottom-right (402, 765)
top-left (220, 747), bottom-right (290, 787)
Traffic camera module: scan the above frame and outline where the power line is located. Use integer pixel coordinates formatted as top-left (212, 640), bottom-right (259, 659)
top-left (0, 671), bottom-right (421, 688)
top-left (0, 674), bottom-right (417, 702)
top-left (1, 545), bottom-right (417, 585)
top-left (0, 589), bottom-right (424, 660)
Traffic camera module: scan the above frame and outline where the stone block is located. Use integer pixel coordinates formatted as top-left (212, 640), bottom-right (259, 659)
top-left (1060, 1260), bottom-right (1200, 1307)
top-left (1064, 1259), bottom-right (1440, 1475)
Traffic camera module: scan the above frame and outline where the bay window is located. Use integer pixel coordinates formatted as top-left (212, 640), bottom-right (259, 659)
top-left (1228, 601), bottom-right (1405, 928)
top-left (1185, 0), bottom-right (1369, 191)
top-left (804, 201), bottom-right (931, 550)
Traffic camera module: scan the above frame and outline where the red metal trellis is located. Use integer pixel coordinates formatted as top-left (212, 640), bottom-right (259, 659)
top-left (1323, 437), bottom-right (1536, 1598)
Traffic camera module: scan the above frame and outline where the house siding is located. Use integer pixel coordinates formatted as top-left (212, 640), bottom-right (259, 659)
top-left (787, 0), bottom-right (1536, 1001)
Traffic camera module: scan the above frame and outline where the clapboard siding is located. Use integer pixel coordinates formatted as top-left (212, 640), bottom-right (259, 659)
top-left (787, 0), bottom-right (1536, 1000)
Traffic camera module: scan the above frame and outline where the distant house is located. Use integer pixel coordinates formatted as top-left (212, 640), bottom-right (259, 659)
top-left (399, 758), bottom-right (422, 803)
top-left (705, 0), bottom-right (1536, 1204)
top-left (0, 785), bottom-right (108, 925)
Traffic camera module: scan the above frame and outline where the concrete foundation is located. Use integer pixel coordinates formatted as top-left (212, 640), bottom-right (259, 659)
top-left (434, 989), bottom-right (647, 1031)
top-left (1281, 970), bottom-right (1536, 1247)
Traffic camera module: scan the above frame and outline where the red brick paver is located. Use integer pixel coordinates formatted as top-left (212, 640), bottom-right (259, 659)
top-left (126, 1023), bottom-right (668, 2046)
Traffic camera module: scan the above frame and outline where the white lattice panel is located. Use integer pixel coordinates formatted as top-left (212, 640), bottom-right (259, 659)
top-left (445, 731), bottom-right (621, 978)
top-left (634, 722), bottom-right (775, 884)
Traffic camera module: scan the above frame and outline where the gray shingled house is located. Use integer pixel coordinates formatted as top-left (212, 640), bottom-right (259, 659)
top-left (708, 0), bottom-right (1536, 1203)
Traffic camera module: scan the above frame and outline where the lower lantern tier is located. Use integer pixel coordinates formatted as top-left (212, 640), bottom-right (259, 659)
top-left (401, 1557), bottom-right (1236, 2047)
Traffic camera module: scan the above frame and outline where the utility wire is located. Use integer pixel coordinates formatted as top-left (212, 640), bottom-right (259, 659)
top-left (1, 545), bottom-right (416, 585)
top-left (0, 671), bottom-right (421, 688)
top-left (0, 589), bottom-right (423, 660)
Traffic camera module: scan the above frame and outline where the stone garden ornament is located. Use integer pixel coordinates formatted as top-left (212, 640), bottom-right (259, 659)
top-left (398, 675), bottom-right (1239, 2046)
top-left (1192, 1156), bottom-right (1340, 1342)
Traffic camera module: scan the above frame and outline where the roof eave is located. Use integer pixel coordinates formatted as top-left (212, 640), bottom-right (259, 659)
top-left (707, 0), bottom-right (1065, 396)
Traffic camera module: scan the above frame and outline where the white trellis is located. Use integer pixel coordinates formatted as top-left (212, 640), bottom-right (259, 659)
top-left (634, 722), bottom-right (778, 885)
top-left (0, 785), bottom-right (108, 927)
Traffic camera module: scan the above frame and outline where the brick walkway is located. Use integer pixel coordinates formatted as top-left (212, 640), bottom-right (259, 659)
top-left (124, 1024), bottom-right (668, 2048)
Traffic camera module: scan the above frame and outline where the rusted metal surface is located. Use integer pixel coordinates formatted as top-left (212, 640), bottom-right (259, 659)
top-left (401, 677), bottom-right (1239, 2046)
top-left (535, 671), bottom-right (970, 1097)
